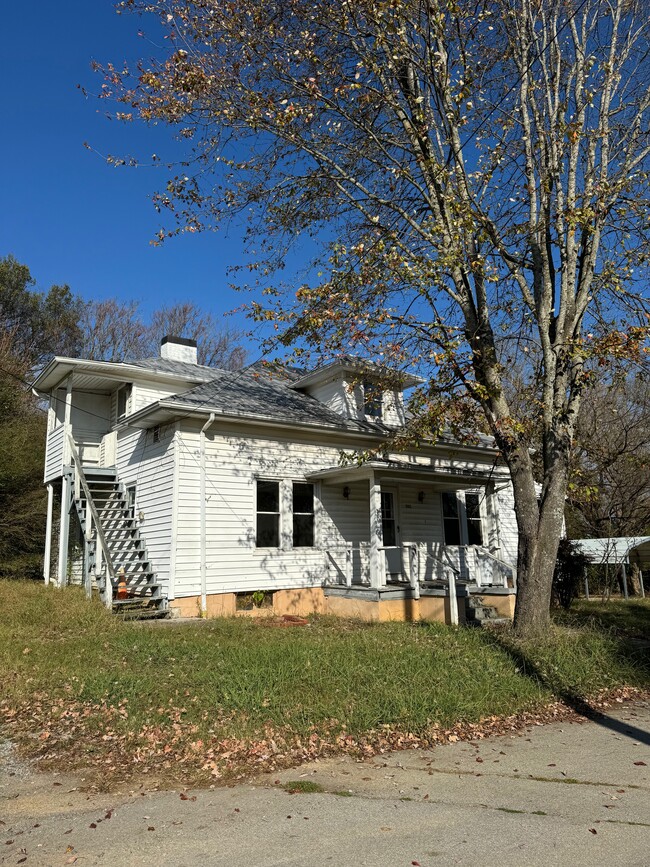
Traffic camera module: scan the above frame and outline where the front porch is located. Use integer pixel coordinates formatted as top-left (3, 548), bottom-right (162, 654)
top-left (310, 458), bottom-right (517, 625)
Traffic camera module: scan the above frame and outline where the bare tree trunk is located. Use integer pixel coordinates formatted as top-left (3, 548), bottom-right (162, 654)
top-left (505, 443), bottom-right (568, 636)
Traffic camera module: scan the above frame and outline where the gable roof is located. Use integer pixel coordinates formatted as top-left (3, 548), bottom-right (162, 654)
top-left (288, 355), bottom-right (424, 391)
top-left (124, 367), bottom-right (390, 435)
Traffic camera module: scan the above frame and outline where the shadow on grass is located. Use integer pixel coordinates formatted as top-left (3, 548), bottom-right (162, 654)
top-left (481, 628), bottom-right (650, 748)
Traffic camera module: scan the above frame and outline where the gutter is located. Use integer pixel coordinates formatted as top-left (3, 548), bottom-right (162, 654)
top-left (200, 413), bottom-right (217, 616)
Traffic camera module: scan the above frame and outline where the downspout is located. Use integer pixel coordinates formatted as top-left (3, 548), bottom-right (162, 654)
top-left (200, 413), bottom-right (216, 616)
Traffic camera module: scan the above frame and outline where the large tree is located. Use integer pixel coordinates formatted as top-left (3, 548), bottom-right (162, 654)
top-left (106, 0), bottom-right (650, 634)
top-left (567, 377), bottom-right (650, 540)
top-left (0, 257), bottom-right (82, 574)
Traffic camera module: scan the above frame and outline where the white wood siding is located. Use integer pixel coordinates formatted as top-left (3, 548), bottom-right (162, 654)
top-left (44, 426), bottom-right (65, 482)
top-left (173, 422), bottom-right (367, 596)
top-left (494, 481), bottom-right (518, 568)
top-left (115, 425), bottom-right (175, 593)
top-left (132, 382), bottom-right (189, 414)
top-left (383, 390), bottom-right (405, 426)
top-left (303, 376), bottom-right (356, 418)
top-left (171, 419), bottom-right (519, 597)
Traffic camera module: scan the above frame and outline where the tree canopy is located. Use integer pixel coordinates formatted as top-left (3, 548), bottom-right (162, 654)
top-left (101, 0), bottom-right (650, 633)
top-left (79, 298), bottom-right (246, 368)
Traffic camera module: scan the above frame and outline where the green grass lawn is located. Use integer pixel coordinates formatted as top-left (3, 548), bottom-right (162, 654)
top-left (556, 597), bottom-right (650, 640)
top-left (0, 581), bottom-right (648, 786)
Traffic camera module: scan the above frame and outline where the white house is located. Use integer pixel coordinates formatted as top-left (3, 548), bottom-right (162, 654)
top-left (33, 337), bottom-right (518, 623)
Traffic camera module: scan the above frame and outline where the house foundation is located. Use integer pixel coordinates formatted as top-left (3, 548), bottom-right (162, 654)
top-left (167, 586), bottom-right (519, 626)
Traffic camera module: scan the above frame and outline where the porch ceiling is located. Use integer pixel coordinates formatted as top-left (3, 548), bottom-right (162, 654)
top-left (307, 459), bottom-right (499, 488)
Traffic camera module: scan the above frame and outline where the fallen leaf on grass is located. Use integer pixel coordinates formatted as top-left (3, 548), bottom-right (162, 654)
top-left (633, 761), bottom-right (646, 766)
top-left (179, 792), bottom-right (196, 801)
top-left (589, 828), bottom-right (597, 835)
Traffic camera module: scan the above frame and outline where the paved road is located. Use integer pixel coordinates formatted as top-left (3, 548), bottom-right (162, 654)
top-left (1, 702), bottom-right (649, 866)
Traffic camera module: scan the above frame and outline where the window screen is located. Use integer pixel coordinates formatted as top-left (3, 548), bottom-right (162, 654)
top-left (465, 493), bottom-right (483, 546)
top-left (256, 480), bottom-right (280, 547)
top-left (292, 482), bottom-right (314, 547)
top-left (442, 492), bottom-right (461, 545)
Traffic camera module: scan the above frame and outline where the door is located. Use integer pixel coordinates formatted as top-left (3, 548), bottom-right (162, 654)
top-left (381, 488), bottom-right (403, 580)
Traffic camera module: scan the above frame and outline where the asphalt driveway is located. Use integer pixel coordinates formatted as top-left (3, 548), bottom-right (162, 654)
top-left (1, 701), bottom-right (649, 866)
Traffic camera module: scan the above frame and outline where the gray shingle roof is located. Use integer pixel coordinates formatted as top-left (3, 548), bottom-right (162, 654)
top-left (127, 357), bottom-right (224, 380)
top-left (163, 367), bottom-right (387, 433)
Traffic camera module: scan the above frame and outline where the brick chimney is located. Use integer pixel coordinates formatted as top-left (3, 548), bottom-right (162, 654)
top-left (160, 335), bottom-right (198, 365)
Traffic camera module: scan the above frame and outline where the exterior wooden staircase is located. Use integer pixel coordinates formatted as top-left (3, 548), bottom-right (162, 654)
top-left (68, 447), bottom-right (167, 617)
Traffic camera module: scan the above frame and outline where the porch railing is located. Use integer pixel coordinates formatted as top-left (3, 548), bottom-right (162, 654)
top-left (67, 434), bottom-right (117, 608)
top-left (471, 547), bottom-right (516, 588)
top-left (325, 543), bottom-right (371, 588)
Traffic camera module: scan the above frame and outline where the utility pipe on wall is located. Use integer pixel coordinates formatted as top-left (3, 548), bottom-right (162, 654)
top-left (200, 413), bottom-right (216, 616)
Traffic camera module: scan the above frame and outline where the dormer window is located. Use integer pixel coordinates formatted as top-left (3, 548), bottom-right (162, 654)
top-left (116, 384), bottom-right (132, 421)
top-left (364, 381), bottom-right (383, 419)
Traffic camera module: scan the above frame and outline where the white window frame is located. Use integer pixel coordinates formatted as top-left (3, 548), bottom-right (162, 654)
top-left (363, 380), bottom-right (383, 420)
top-left (116, 383), bottom-right (133, 422)
top-left (253, 477), bottom-right (317, 550)
top-left (441, 491), bottom-right (485, 547)
top-left (255, 478), bottom-right (281, 548)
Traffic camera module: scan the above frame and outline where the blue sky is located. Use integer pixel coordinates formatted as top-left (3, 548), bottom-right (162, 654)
top-left (0, 2), bottom-right (290, 349)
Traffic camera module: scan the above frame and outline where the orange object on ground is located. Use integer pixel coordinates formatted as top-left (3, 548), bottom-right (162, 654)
top-left (117, 568), bottom-right (128, 599)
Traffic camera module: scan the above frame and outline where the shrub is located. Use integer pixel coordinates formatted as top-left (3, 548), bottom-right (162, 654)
top-left (552, 539), bottom-right (590, 610)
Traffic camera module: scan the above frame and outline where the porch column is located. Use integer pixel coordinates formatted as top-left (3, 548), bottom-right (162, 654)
top-left (485, 482), bottom-right (501, 553)
top-left (43, 483), bottom-right (54, 585)
top-left (56, 475), bottom-right (71, 588)
top-left (369, 473), bottom-right (383, 590)
top-left (62, 376), bottom-right (73, 467)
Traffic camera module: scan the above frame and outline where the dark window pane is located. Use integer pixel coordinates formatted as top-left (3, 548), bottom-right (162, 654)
top-left (364, 381), bottom-right (382, 418)
top-left (257, 480), bottom-right (279, 512)
top-left (293, 482), bottom-right (313, 514)
top-left (293, 514), bottom-right (314, 547)
top-left (382, 519), bottom-right (397, 547)
top-left (465, 493), bottom-right (481, 520)
top-left (442, 492), bottom-right (458, 518)
top-left (444, 517), bottom-right (461, 545)
top-left (256, 513), bottom-right (279, 547)
top-left (467, 520), bottom-right (483, 546)
top-left (381, 491), bottom-right (394, 519)
top-left (117, 384), bottom-right (131, 419)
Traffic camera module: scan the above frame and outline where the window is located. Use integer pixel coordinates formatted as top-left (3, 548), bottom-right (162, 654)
top-left (363, 380), bottom-right (383, 419)
top-left (442, 491), bottom-right (484, 546)
top-left (442, 492), bottom-right (461, 545)
top-left (256, 480), bottom-right (280, 547)
top-left (465, 493), bottom-right (484, 546)
top-left (293, 482), bottom-right (314, 547)
top-left (381, 491), bottom-right (397, 546)
top-left (116, 384), bottom-right (132, 421)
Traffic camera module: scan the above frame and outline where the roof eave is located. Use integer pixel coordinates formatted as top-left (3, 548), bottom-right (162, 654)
top-left (117, 399), bottom-right (390, 438)
top-left (31, 356), bottom-right (215, 392)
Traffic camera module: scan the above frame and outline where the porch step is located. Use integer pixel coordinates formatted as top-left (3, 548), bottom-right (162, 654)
top-left (465, 596), bottom-right (509, 627)
top-left (112, 599), bottom-right (169, 620)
